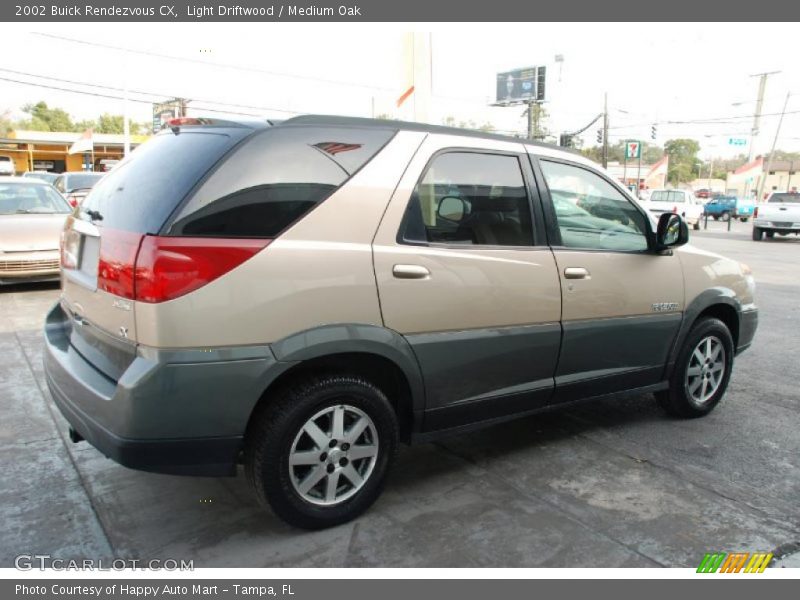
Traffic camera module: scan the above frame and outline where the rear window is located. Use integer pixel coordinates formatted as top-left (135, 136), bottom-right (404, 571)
top-left (650, 190), bottom-right (685, 203)
top-left (165, 126), bottom-right (395, 237)
top-left (80, 128), bottom-right (250, 233)
top-left (769, 193), bottom-right (800, 203)
top-left (65, 173), bottom-right (104, 190)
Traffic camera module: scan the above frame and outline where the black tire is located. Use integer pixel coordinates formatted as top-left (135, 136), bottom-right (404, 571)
top-left (766, 231), bottom-right (775, 239)
top-left (740, 217), bottom-right (749, 222)
top-left (655, 317), bottom-right (734, 418)
top-left (721, 211), bottom-right (731, 222)
top-left (752, 227), bottom-right (763, 241)
top-left (693, 220), bottom-right (701, 230)
top-left (244, 374), bottom-right (398, 529)
top-left (713, 215), bottom-right (719, 221)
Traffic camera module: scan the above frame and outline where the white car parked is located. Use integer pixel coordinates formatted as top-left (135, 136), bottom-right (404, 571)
top-left (0, 156), bottom-right (15, 176)
top-left (644, 189), bottom-right (703, 230)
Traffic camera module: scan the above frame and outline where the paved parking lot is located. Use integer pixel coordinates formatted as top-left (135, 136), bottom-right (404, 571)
top-left (1, 219), bottom-right (798, 568)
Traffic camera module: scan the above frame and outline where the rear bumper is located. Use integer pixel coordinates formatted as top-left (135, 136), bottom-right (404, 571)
top-left (43, 302), bottom-right (292, 476)
top-left (736, 307), bottom-right (758, 355)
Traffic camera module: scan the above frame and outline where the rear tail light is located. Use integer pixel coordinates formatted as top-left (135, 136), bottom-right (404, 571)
top-left (66, 195), bottom-right (78, 207)
top-left (134, 237), bottom-right (270, 303)
top-left (97, 230), bottom-right (143, 300)
top-left (94, 230), bottom-right (270, 303)
top-left (60, 228), bottom-right (81, 270)
top-left (754, 207), bottom-right (759, 218)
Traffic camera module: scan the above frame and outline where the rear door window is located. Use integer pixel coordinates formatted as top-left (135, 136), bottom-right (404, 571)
top-left (166, 126), bottom-right (395, 238)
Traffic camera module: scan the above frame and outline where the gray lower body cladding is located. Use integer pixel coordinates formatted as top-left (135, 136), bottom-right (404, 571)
top-left (43, 302), bottom-right (293, 476)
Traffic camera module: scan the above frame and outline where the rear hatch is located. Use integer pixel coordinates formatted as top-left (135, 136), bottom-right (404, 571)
top-left (59, 123), bottom-right (255, 379)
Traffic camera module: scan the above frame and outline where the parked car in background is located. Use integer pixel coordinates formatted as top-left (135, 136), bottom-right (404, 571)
top-left (695, 188), bottom-right (711, 200)
top-left (54, 172), bottom-right (105, 207)
top-left (644, 189), bottom-right (704, 230)
top-left (0, 156), bottom-right (15, 176)
top-left (0, 177), bottom-right (72, 284)
top-left (43, 115), bottom-right (758, 529)
top-left (703, 195), bottom-right (755, 222)
top-left (752, 191), bottom-right (800, 240)
top-left (22, 171), bottom-right (59, 186)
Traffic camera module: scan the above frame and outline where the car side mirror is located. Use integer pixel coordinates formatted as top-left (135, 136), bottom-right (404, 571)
top-left (437, 196), bottom-right (468, 223)
top-left (655, 213), bottom-right (689, 251)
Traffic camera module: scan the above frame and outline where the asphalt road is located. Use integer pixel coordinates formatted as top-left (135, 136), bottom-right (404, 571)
top-left (1, 219), bottom-right (798, 568)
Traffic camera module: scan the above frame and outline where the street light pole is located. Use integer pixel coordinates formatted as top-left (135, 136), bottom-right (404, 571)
top-left (602, 92), bottom-right (609, 169)
top-left (757, 91), bottom-right (791, 202)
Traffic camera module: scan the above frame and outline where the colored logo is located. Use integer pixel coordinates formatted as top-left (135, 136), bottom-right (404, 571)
top-left (697, 552), bottom-right (773, 573)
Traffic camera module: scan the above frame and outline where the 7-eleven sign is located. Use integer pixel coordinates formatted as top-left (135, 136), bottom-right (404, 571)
top-left (625, 140), bottom-right (641, 159)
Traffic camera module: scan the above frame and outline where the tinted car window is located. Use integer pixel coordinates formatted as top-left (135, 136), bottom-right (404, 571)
top-left (80, 128), bottom-right (250, 233)
top-left (769, 193), bottom-right (800, 203)
top-left (64, 173), bottom-right (104, 191)
top-left (167, 126), bottom-right (395, 237)
top-left (402, 152), bottom-right (534, 246)
top-left (540, 160), bottom-right (648, 252)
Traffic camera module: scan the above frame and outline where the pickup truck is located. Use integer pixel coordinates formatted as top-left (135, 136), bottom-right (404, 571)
top-left (645, 189), bottom-right (704, 230)
top-left (752, 192), bottom-right (800, 240)
top-left (703, 196), bottom-right (755, 222)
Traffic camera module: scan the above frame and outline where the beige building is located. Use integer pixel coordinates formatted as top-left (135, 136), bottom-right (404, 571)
top-left (726, 157), bottom-right (799, 200)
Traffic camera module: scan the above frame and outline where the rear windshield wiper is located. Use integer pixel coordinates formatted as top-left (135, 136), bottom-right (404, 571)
top-left (84, 209), bottom-right (103, 221)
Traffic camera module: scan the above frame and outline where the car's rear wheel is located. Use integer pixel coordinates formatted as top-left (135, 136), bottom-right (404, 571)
top-left (721, 211), bottom-right (731, 222)
top-left (740, 217), bottom-right (749, 222)
top-left (693, 220), bottom-right (701, 230)
top-left (752, 227), bottom-right (763, 241)
top-left (655, 317), bottom-right (734, 418)
top-left (244, 374), bottom-right (398, 529)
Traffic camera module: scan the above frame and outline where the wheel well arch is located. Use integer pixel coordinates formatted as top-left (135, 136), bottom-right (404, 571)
top-left (246, 352), bottom-right (416, 442)
top-left (696, 303), bottom-right (740, 347)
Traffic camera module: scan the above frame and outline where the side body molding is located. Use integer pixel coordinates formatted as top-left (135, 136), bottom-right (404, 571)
top-left (270, 323), bottom-right (428, 423)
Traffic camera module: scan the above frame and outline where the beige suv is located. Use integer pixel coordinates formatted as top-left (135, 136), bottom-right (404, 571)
top-left (44, 116), bottom-right (758, 529)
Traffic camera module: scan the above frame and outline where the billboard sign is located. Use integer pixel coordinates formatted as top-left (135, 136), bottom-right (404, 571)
top-left (495, 66), bottom-right (546, 105)
top-left (625, 140), bottom-right (642, 159)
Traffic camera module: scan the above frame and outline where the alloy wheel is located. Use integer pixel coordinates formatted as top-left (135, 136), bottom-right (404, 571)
top-left (289, 404), bottom-right (379, 506)
top-left (685, 335), bottom-right (726, 405)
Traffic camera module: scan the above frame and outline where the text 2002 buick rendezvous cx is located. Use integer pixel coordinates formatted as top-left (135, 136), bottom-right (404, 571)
top-left (44, 116), bottom-right (758, 529)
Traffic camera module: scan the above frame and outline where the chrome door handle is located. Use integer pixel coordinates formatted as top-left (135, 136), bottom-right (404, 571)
top-left (564, 267), bottom-right (590, 279)
top-left (392, 264), bottom-right (430, 279)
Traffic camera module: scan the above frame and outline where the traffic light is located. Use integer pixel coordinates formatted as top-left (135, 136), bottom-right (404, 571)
top-left (560, 133), bottom-right (574, 148)
top-left (651, 124), bottom-right (657, 140)
top-left (597, 129), bottom-right (603, 144)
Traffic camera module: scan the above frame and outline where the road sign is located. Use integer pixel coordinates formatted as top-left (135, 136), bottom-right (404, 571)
top-left (728, 138), bottom-right (747, 146)
top-left (625, 140), bottom-right (641, 159)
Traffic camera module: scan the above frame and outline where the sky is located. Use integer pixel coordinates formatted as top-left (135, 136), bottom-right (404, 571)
top-left (1, 22), bottom-right (799, 160)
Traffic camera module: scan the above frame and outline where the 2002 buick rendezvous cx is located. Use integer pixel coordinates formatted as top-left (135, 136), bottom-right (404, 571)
top-left (43, 115), bottom-right (758, 529)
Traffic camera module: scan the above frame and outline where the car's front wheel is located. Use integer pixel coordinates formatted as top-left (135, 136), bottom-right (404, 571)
top-left (693, 220), bottom-right (701, 230)
top-left (244, 374), bottom-right (398, 529)
top-left (752, 227), bottom-right (763, 241)
top-left (655, 317), bottom-right (734, 418)
top-left (721, 211), bottom-right (731, 222)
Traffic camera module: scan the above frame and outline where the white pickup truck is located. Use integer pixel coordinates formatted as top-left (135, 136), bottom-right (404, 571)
top-left (752, 192), bottom-right (800, 241)
top-left (644, 189), bottom-right (704, 230)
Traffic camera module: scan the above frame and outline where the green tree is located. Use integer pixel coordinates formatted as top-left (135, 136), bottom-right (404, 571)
top-left (664, 138), bottom-right (701, 184)
top-left (19, 101), bottom-right (75, 132)
top-left (0, 110), bottom-right (13, 136)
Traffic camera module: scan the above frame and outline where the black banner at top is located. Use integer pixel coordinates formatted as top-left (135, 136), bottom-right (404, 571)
top-left (2, 0), bottom-right (800, 22)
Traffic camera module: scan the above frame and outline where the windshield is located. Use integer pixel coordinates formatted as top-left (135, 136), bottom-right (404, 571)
top-left (0, 183), bottom-right (71, 215)
top-left (64, 173), bottom-right (104, 191)
top-left (769, 193), bottom-right (800, 203)
top-left (23, 172), bottom-right (59, 184)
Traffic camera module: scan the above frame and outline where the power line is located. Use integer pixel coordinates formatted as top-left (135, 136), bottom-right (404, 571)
top-left (0, 75), bottom-right (276, 118)
top-left (33, 32), bottom-right (397, 93)
top-left (0, 66), bottom-right (302, 115)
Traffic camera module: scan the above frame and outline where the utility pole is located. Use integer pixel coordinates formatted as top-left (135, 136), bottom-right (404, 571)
top-left (757, 91), bottom-right (791, 202)
top-left (602, 92), bottom-right (609, 169)
top-left (748, 71), bottom-right (779, 162)
top-left (526, 101), bottom-right (543, 141)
